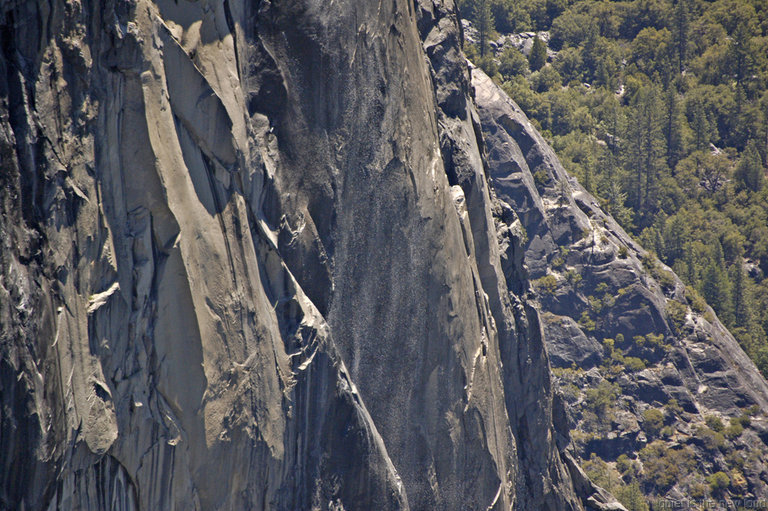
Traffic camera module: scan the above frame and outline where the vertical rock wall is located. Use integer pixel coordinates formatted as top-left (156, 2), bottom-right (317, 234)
top-left (1, 1), bottom-right (616, 510)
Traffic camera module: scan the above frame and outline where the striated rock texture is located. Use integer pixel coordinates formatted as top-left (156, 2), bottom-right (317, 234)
top-left (0, 1), bottom-right (622, 510)
top-left (473, 66), bottom-right (768, 502)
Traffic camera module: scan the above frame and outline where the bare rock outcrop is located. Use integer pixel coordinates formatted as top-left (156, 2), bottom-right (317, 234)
top-left (0, 1), bottom-right (620, 510)
top-left (474, 65), bottom-right (768, 503)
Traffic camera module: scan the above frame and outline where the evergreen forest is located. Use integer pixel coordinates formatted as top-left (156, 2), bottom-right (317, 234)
top-left (460, 0), bottom-right (768, 378)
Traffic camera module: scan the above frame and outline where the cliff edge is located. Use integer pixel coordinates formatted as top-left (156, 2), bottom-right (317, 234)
top-left (1, 1), bottom-right (619, 510)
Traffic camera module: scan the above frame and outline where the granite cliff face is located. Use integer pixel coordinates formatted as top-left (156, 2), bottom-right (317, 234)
top-left (0, 1), bottom-right (623, 510)
top-left (473, 67), bottom-right (768, 503)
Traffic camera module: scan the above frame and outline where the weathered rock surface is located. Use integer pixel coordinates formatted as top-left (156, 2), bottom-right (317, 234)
top-left (0, 1), bottom-right (622, 510)
top-left (474, 65), bottom-right (768, 502)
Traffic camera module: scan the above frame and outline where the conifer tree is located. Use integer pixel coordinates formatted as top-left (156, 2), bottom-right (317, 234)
top-left (735, 140), bottom-right (765, 192)
top-left (690, 100), bottom-right (710, 151)
top-left (702, 261), bottom-right (734, 325)
top-left (474, 0), bottom-right (495, 57)
top-left (663, 87), bottom-right (686, 169)
top-left (731, 263), bottom-right (750, 327)
top-left (625, 86), bottom-right (667, 218)
top-left (729, 10), bottom-right (756, 90)
top-left (672, 0), bottom-right (692, 73)
top-left (529, 35), bottom-right (548, 71)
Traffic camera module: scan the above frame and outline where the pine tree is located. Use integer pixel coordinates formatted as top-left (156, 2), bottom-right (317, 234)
top-left (663, 87), bottom-right (686, 170)
top-left (702, 261), bottom-right (733, 325)
top-left (731, 263), bottom-right (750, 327)
top-left (672, 0), bottom-right (692, 73)
top-left (474, 0), bottom-right (495, 57)
top-left (690, 100), bottom-right (711, 151)
top-left (683, 245), bottom-right (701, 284)
top-left (734, 140), bottom-right (765, 192)
top-left (625, 86), bottom-right (667, 218)
top-left (529, 36), bottom-right (548, 72)
top-left (664, 214), bottom-right (688, 262)
top-left (729, 11), bottom-right (756, 90)
top-left (583, 157), bottom-right (595, 194)
top-left (581, 23), bottom-right (600, 83)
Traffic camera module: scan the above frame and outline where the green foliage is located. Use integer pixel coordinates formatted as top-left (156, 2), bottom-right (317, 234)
top-left (529, 36), bottom-right (548, 71)
top-left (472, 0), bottom-right (495, 57)
top-left (475, 54), bottom-right (499, 77)
top-left (559, 382), bottom-right (582, 403)
top-left (625, 86), bottom-right (668, 216)
top-left (498, 47), bottom-right (530, 77)
top-left (578, 310), bottom-right (596, 331)
top-left (647, 333), bottom-right (665, 347)
top-left (665, 398), bottom-right (683, 416)
top-left (653, 266), bottom-right (676, 291)
top-left (614, 483), bottom-right (650, 511)
top-left (624, 356), bottom-right (647, 372)
top-left (689, 482), bottom-right (711, 499)
top-left (705, 415), bottom-right (725, 432)
top-left (530, 65), bottom-right (562, 92)
top-left (734, 140), bottom-right (765, 192)
top-left (639, 441), bottom-right (696, 492)
top-left (616, 454), bottom-right (632, 474)
top-left (642, 408), bottom-right (665, 437)
top-left (707, 471), bottom-right (730, 493)
top-left (584, 381), bottom-right (620, 415)
top-left (685, 286), bottom-right (708, 315)
top-left (552, 247), bottom-right (569, 268)
top-left (641, 253), bottom-right (656, 271)
top-left (533, 169), bottom-right (550, 188)
top-left (582, 456), bottom-right (649, 511)
top-left (565, 269), bottom-right (582, 286)
top-left (461, 0), bottom-right (768, 378)
top-left (696, 424), bottom-right (726, 451)
top-left (534, 274), bottom-right (559, 295)
top-left (724, 418), bottom-right (744, 439)
top-left (667, 299), bottom-right (688, 332)
top-left (702, 261), bottom-right (734, 324)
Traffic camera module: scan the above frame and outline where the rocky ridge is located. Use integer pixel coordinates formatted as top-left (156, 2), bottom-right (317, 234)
top-left (1, 1), bottom-right (621, 510)
top-left (473, 65), bottom-right (768, 505)
top-left (461, 21), bottom-right (554, 62)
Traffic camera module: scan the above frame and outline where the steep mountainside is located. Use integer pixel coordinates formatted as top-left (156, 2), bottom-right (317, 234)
top-left (474, 66), bottom-right (768, 504)
top-left (0, 1), bottom-right (624, 510)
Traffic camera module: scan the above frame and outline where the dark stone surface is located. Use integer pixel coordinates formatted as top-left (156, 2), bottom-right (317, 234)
top-left (0, 1), bottom-right (611, 510)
